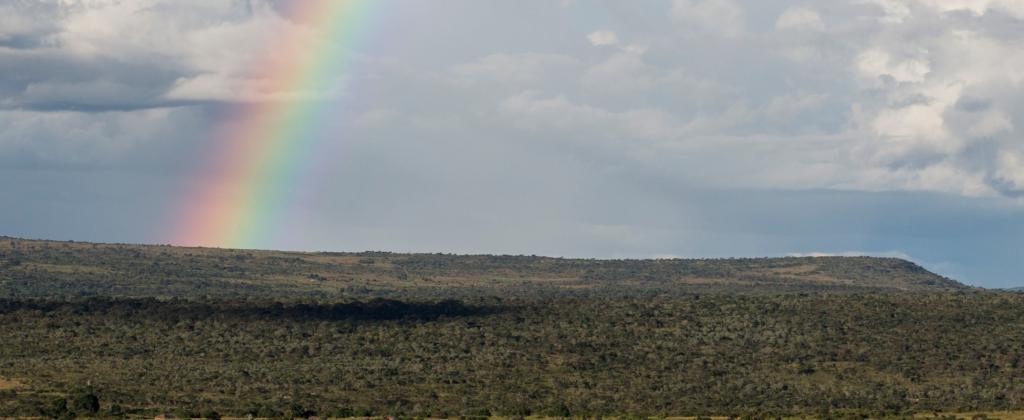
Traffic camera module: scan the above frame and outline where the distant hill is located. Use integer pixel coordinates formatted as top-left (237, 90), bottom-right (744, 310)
top-left (0, 236), bottom-right (968, 298)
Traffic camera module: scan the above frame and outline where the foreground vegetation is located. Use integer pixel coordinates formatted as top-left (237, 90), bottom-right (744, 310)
top-left (2, 237), bottom-right (1020, 418)
top-left (3, 292), bottom-right (1024, 418)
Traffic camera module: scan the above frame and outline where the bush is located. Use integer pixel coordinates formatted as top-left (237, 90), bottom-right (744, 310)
top-left (70, 391), bottom-right (99, 415)
top-left (173, 407), bottom-right (197, 419)
top-left (546, 402), bottom-right (571, 417)
top-left (50, 397), bottom-right (69, 419)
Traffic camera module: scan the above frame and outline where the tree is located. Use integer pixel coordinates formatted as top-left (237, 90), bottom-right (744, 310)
top-left (50, 397), bottom-right (69, 419)
top-left (71, 391), bottom-right (100, 415)
top-left (547, 402), bottom-right (571, 418)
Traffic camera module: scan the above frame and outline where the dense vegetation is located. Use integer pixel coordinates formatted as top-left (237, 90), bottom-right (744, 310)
top-left (3, 293), bottom-right (1024, 418)
top-left (0, 237), bottom-right (966, 300)
top-left (3, 237), bottom-right (1021, 418)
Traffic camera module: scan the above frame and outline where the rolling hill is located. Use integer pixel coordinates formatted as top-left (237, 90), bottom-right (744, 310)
top-left (8, 236), bottom-right (1017, 419)
top-left (0, 236), bottom-right (967, 299)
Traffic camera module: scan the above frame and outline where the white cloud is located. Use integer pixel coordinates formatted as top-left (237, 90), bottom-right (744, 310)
top-left (670, 0), bottom-right (744, 37)
top-left (866, 0), bottom-right (912, 23)
top-left (580, 53), bottom-right (659, 95)
top-left (856, 49), bottom-right (930, 84)
top-left (869, 103), bottom-right (954, 155)
top-left (6, 0), bottom-right (1024, 201)
top-left (587, 30), bottom-right (620, 47)
top-left (498, 91), bottom-right (684, 143)
top-left (993, 151), bottom-right (1024, 195)
top-left (775, 7), bottom-right (825, 31)
top-left (586, 30), bottom-right (648, 55)
top-left (451, 53), bottom-right (579, 87)
top-left (842, 12), bottom-right (1024, 196)
top-left (913, 0), bottom-right (1024, 18)
top-left (0, 0), bottom-right (356, 105)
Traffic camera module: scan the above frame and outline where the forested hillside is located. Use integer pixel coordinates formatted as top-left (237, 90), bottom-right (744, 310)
top-left (3, 293), bottom-right (1024, 418)
top-left (0, 237), bottom-right (966, 299)
top-left (4, 237), bottom-right (1018, 419)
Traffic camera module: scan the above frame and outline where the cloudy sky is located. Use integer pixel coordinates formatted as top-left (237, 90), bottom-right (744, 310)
top-left (2, 0), bottom-right (1023, 287)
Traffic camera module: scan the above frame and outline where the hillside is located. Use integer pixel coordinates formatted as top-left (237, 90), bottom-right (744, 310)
top-left (2, 236), bottom-right (1015, 415)
top-left (3, 292), bottom-right (1024, 418)
top-left (4, 237), bottom-right (1023, 418)
top-left (0, 236), bottom-right (967, 299)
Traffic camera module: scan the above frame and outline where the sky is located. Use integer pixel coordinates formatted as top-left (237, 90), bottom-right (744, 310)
top-left (1, 0), bottom-right (1023, 287)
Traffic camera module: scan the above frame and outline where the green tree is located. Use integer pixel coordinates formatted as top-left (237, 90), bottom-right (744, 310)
top-left (547, 402), bottom-right (571, 418)
top-left (71, 391), bottom-right (100, 415)
top-left (50, 397), bottom-right (70, 419)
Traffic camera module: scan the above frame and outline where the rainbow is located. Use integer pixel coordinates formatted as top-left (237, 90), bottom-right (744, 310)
top-left (172, 0), bottom-right (376, 249)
